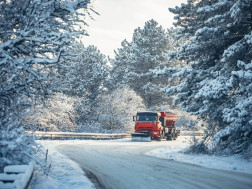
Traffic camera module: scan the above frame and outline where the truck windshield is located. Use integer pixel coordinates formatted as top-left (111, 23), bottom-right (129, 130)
top-left (137, 113), bottom-right (157, 121)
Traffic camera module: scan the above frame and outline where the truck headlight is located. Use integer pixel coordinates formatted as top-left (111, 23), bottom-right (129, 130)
top-left (153, 132), bottom-right (158, 134)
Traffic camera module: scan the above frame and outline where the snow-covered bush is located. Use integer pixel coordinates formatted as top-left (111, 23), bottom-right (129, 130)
top-left (26, 93), bottom-right (77, 132)
top-left (79, 87), bottom-right (146, 133)
top-left (0, 102), bottom-right (35, 170)
top-left (175, 114), bottom-right (199, 131)
top-left (185, 138), bottom-right (209, 155)
top-left (98, 87), bottom-right (146, 132)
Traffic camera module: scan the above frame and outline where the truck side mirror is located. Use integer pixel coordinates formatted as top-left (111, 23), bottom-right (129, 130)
top-left (133, 116), bottom-right (135, 121)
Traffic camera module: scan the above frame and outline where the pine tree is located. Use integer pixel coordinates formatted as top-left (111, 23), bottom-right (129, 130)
top-left (59, 44), bottom-right (109, 98)
top-left (57, 43), bottom-right (109, 126)
top-left (160, 0), bottom-right (252, 155)
top-left (110, 19), bottom-right (171, 108)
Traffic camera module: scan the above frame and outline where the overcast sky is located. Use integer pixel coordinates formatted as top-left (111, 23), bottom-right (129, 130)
top-left (82, 0), bottom-right (186, 57)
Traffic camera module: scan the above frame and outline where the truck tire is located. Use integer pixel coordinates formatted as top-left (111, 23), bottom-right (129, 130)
top-left (173, 130), bottom-right (176, 140)
top-left (157, 131), bottom-right (163, 141)
top-left (166, 135), bottom-right (172, 140)
top-left (161, 130), bottom-right (165, 139)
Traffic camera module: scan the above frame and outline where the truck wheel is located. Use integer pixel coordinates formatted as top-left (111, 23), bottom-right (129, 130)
top-left (166, 135), bottom-right (172, 140)
top-left (160, 131), bottom-right (164, 140)
top-left (172, 131), bottom-right (175, 140)
top-left (170, 132), bottom-right (174, 140)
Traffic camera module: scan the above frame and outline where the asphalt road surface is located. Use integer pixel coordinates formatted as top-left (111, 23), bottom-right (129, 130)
top-left (57, 139), bottom-right (252, 189)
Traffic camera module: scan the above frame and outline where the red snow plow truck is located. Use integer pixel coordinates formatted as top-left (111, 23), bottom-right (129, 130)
top-left (131, 111), bottom-right (179, 142)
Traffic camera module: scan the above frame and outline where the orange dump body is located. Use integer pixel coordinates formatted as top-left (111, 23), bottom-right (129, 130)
top-left (160, 112), bottom-right (179, 127)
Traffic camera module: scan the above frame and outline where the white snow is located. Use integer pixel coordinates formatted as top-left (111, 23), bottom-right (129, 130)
top-left (146, 136), bottom-right (252, 174)
top-left (32, 140), bottom-right (95, 189)
top-left (0, 173), bottom-right (23, 181)
top-left (1, 162), bottom-right (34, 189)
top-left (4, 164), bottom-right (31, 173)
top-left (14, 162), bottom-right (34, 189)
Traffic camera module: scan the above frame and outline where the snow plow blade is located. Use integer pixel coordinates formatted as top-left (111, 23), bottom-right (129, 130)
top-left (131, 132), bottom-right (151, 142)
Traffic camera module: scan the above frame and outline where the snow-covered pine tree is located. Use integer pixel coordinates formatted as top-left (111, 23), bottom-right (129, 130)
top-left (110, 19), bottom-right (171, 108)
top-left (160, 0), bottom-right (252, 155)
top-left (0, 0), bottom-right (92, 170)
top-left (59, 44), bottom-right (109, 98)
top-left (108, 39), bottom-right (133, 89)
top-left (57, 43), bottom-right (109, 127)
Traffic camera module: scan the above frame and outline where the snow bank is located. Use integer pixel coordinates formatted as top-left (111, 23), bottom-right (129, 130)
top-left (32, 140), bottom-right (95, 189)
top-left (146, 136), bottom-right (252, 174)
top-left (0, 162), bottom-right (34, 189)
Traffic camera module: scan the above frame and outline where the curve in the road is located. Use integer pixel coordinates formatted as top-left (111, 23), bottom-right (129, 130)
top-left (57, 140), bottom-right (252, 189)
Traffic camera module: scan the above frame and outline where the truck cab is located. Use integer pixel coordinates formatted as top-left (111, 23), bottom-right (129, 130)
top-left (134, 112), bottom-right (162, 139)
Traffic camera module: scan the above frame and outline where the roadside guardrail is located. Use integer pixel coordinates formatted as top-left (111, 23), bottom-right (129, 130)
top-left (28, 131), bottom-right (132, 140)
top-left (27, 131), bottom-right (204, 140)
top-left (0, 162), bottom-right (34, 189)
top-left (180, 131), bottom-right (205, 136)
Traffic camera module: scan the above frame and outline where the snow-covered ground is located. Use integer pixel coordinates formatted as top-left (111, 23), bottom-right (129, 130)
top-left (146, 136), bottom-right (252, 174)
top-left (31, 136), bottom-right (252, 188)
top-left (31, 140), bottom-right (95, 189)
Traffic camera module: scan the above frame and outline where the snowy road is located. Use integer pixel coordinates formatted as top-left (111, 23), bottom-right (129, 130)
top-left (57, 139), bottom-right (252, 189)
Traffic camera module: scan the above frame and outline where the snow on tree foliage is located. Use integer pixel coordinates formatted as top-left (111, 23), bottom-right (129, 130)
top-left (93, 87), bottom-right (146, 133)
top-left (0, 0), bottom-right (92, 170)
top-left (57, 43), bottom-right (109, 126)
top-left (158, 0), bottom-right (252, 156)
top-left (58, 43), bottom-right (109, 98)
top-left (70, 87), bottom-right (146, 133)
top-left (110, 19), bottom-right (172, 108)
top-left (26, 93), bottom-right (77, 132)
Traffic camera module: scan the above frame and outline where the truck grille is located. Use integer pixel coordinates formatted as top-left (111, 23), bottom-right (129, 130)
top-left (139, 127), bottom-right (153, 131)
